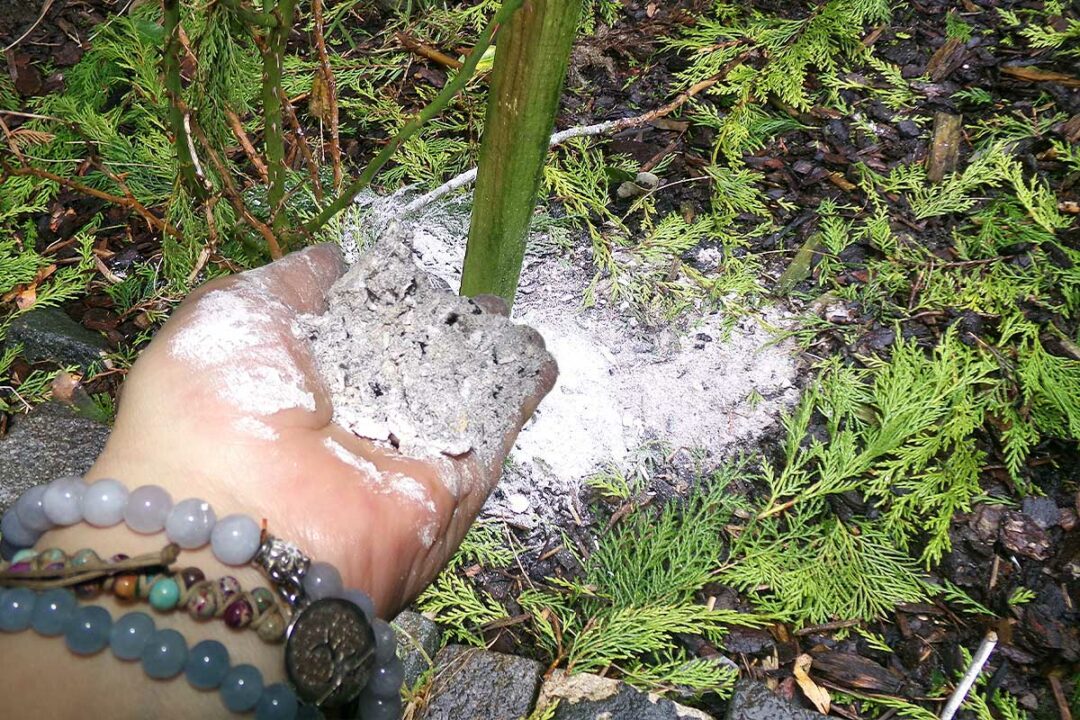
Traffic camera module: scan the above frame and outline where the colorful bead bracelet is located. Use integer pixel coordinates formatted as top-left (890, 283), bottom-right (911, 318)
top-left (5, 547), bottom-right (289, 643)
top-left (1, 475), bottom-right (405, 717)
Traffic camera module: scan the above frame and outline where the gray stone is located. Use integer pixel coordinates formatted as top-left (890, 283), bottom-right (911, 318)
top-left (0, 403), bottom-right (109, 514)
top-left (6, 307), bottom-right (109, 368)
top-left (1021, 496), bottom-right (1060, 530)
top-left (392, 610), bottom-right (441, 688)
top-left (725, 679), bottom-right (821, 720)
top-left (536, 670), bottom-right (713, 720)
top-left (419, 645), bottom-right (543, 720)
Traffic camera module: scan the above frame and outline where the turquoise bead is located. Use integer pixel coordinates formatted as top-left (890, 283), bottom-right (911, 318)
top-left (0, 587), bottom-right (36, 632)
top-left (185, 639), bottom-right (231, 690)
top-left (30, 589), bottom-right (77, 636)
top-left (11, 549), bottom-right (36, 563)
top-left (110, 611), bottom-right (156, 661)
top-left (65, 605), bottom-right (112, 655)
top-left (220, 664), bottom-right (263, 712)
top-left (255, 683), bottom-right (298, 720)
top-left (149, 577), bottom-right (180, 611)
top-left (141, 628), bottom-right (188, 679)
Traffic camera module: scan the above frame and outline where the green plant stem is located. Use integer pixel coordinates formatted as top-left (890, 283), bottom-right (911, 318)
top-left (217, 0), bottom-right (276, 28)
top-left (460, 0), bottom-right (583, 304)
top-left (162, 0), bottom-right (204, 198)
top-left (262, 0), bottom-right (298, 237)
top-left (300, 0), bottom-right (525, 237)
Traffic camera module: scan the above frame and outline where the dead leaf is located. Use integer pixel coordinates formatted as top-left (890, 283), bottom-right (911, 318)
top-left (1001, 65), bottom-right (1080, 88)
top-left (309, 71), bottom-right (333, 124)
top-left (15, 286), bottom-right (37, 310)
top-left (793, 653), bottom-right (831, 714)
top-left (10, 128), bottom-right (55, 147)
top-left (646, 1), bottom-right (657, 17)
top-left (1060, 201), bottom-right (1079, 215)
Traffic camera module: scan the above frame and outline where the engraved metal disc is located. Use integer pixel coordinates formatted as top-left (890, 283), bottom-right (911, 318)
top-left (285, 598), bottom-right (376, 706)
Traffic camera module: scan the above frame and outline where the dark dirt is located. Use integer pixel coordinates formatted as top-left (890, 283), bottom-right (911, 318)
top-left (2, 0), bottom-right (1079, 717)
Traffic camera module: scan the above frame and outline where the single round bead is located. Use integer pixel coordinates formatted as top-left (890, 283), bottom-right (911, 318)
top-left (36, 547), bottom-right (66, 566)
top-left (357, 691), bottom-right (403, 720)
top-left (11, 548), bottom-right (36, 563)
top-left (367, 657), bottom-right (405, 698)
top-left (223, 599), bottom-right (253, 629)
top-left (124, 485), bottom-right (173, 534)
top-left (42, 476), bottom-right (85, 526)
top-left (65, 605), bottom-right (112, 655)
top-left (255, 683), bottom-right (299, 720)
top-left (30, 588), bottom-right (77, 636)
top-left (142, 628), bottom-right (188, 679)
top-left (165, 498), bottom-right (216, 549)
top-left (80, 478), bottom-right (129, 527)
top-left (339, 588), bottom-right (376, 621)
top-left (186, 639), bottom-right (230, 690)
top-left (110, 611), bottom-right (156, 661)
top-left (302, 562), bottom-right (343, 601)
top-left (74, 578), bottom-right (104, 600)
top-left (255, 611), bottom-right (286, 642)
top-left (7, 561), bottom-right (31, 574)
top-left (186, 584), bottom-right (218, 619)
top-left (179, 566), bottom-right (206, 591)
top-left (1, 510), bottom-right (39, 549)
top-left (15, 485), bottom-right (53, 532)
top-left (0, 587), bottom-right (36, 632)
top-left (218, 576), bottom-right (242, 603)
top-left (210, 514), bottom-right (262, 566)
top-left (220, 664), bottom-right (264, 712)
top-left (113, 574), bottom-right (139, 601)
top-left (250, 586), bottom-right (275, 614)
top-left (372, 618), bottom-right (397, 665)
top-left (149, 577), bottom-right (181, 611)
top-left (71, 548), bottom-right (101, 567)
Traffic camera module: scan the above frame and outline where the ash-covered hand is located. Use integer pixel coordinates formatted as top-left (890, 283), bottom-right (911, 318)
top-left (88, 244), bottom-right (556, 616)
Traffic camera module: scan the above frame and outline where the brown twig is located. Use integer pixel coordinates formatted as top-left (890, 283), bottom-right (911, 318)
top-left (2, 0), bottom-right (55, 52)
top-left (187, 196), bottom-right (221, 285)
top-left (190, 121), bottom-right (283, 259)
top-left (395, 31), bottom-right (463, 69)
top-left (312, 0), bottom-right (342, 190)
top-left (276, 86), bottom-right (324, 202)
top-left (1, 162), bottom-right (183, 239)
top-left (225, 109), bottom-right (269, 182)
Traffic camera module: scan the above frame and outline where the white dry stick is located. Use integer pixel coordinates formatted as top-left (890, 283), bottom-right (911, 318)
top-left (939, 630), bottom-right (999, 720)
top-left (400, 119), bottom-right (621, 216)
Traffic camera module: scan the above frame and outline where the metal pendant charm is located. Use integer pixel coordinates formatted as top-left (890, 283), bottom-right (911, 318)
top-left (252, 535), bottom-right (310, 607)
top-left (285, 598), bottom-right (376, 707)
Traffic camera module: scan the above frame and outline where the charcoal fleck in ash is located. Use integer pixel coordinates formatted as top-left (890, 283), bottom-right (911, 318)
top-left (297, 238), bottom-right (550, 472)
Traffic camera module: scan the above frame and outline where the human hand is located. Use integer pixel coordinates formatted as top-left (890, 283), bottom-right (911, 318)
top-left (73, 243), bottom-right (556, 617)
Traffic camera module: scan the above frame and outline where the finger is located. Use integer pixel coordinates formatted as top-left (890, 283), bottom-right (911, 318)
top-left (471, 294), bottom-right (509, 317)
top-left (241, 244), bottom-right (346, 315)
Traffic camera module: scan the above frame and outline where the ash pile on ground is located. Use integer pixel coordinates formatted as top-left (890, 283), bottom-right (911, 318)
top-left (297, 239), bottom-right (549, 468)
top-left (341, 192), bottom-right (803, 533)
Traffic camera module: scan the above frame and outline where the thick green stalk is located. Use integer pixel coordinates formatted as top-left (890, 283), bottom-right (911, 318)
top-left (262, 0), bottom-right (298, 235)
top-left (162, 0), bottom-right (203, 197)
top-left (300, 0), bottom-right (525, 236)
top-left (459, 0), bottom-right (582, 304)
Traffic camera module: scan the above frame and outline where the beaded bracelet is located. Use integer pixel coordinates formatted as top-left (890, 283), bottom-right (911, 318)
top-left (0, 586), bottom-right (310, 718)
top-left (5, 547), bottom-right (289, 643)
top-left (1, 476), bottom-right (405, 717)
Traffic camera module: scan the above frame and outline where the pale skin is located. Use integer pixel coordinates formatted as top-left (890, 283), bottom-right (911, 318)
top-left (0, 244), bottom-right (557, 718)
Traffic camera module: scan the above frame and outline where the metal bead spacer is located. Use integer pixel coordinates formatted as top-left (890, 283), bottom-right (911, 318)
top-left (252, 535), bottom-right (310, 608)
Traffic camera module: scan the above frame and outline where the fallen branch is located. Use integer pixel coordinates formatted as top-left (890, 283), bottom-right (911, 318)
top-left (1, 162), bottom-right (183, 239)
top-left (395, 31), bottom-right (463, 69)
top-left (401, 52), bottom-right (751, 216)
top-left (939, 630), bottom-right (998, 720)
